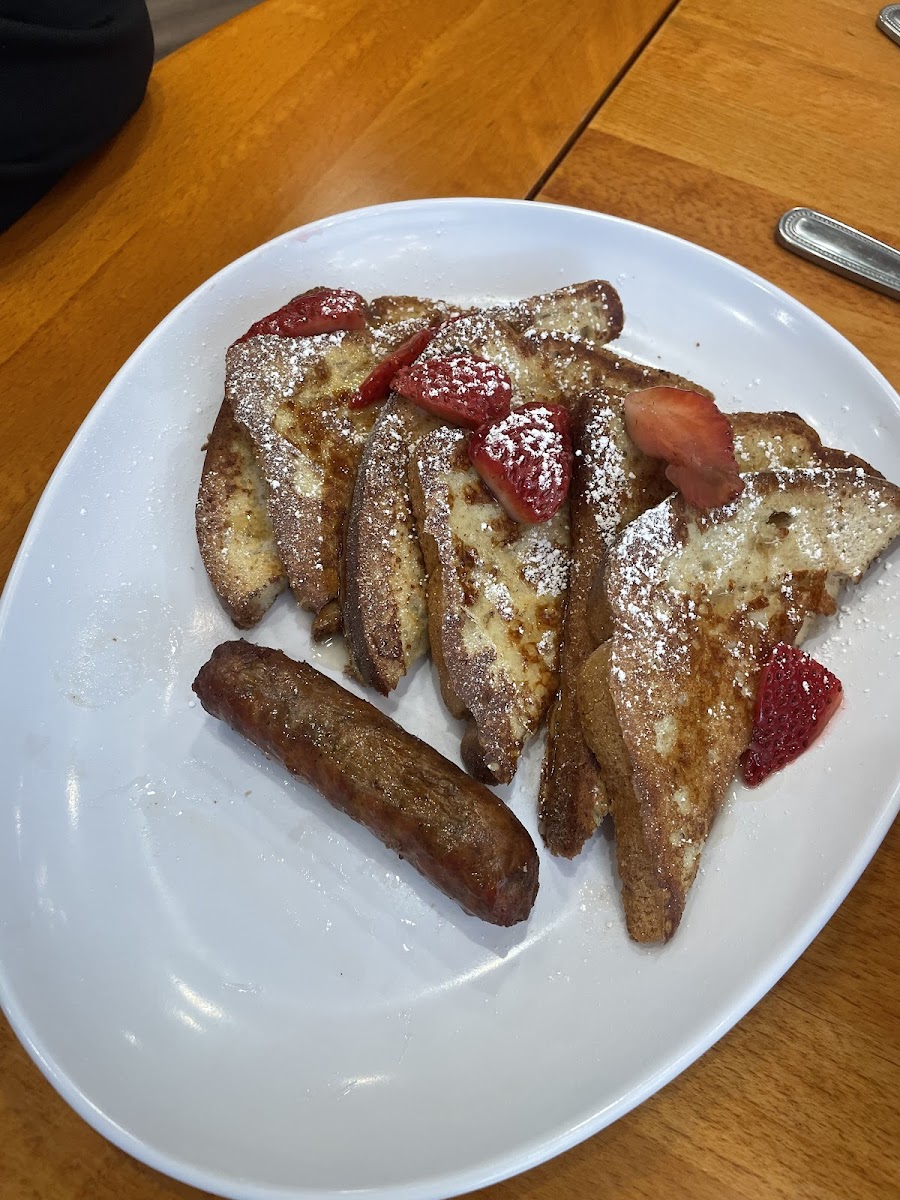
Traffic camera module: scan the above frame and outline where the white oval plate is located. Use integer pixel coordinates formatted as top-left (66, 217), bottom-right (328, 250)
top-left (1, 199), bottom-right (898, 1200)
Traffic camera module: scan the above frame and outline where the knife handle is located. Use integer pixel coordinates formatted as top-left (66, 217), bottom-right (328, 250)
top-left (878, 4), bottom-right (900, 47)
top-left (776, 207), bottom-right (900, 301)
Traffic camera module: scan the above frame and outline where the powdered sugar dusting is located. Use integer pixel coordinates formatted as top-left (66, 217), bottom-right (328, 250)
top-left (518, 535), bottom-right (569, 596)
top-left (477, 406), bottom-right (567, 495)
top-left (422, 313), bottom-right (539, 397)
top-left (495, 280), bottom-right (622, 351)
top-left (603, 468), bottom-right (900, 911)
top-left (224, 306), bottom-right (443, 608)
top-left (412, 417), bottom-right (570, 781)
top-left (417, 356), bottom-right (510, 401)
top-left (578, 398), bottom-right (632, 548)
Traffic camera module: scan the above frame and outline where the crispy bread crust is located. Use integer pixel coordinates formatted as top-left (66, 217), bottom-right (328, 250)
top-left (343, 397), bottom-right (439, 693)
top-left (196, 398), bottom-right (287, 628)
top-left (578, 641), bottom-right (672, 941)
top-left (587, 469), bottom-right (900, 942)
top-left (730, 409), bottom-right (884, 477)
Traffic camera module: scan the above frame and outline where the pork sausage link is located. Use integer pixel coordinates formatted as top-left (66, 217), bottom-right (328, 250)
top-left (192, 641), bottom-right (539, 925)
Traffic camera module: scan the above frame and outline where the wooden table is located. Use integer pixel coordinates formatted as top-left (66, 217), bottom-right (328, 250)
top-left (1, 1), bottom-right (897, 1196)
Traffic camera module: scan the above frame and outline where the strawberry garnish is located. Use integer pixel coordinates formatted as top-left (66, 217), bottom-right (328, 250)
top-left (391, 355), bottom-right (513, 428)
top-left (238, 287), bottom-right (367, 342)
top-left (741, 643), bottom-right (843, 787)
top-left (623, 386), bottom-right (744, 508)
top-left (349, 325), bottom-right (441, 409)
top-left (469, 402), bottom-right (573, 524)
top-left (665, 461), bottom-right (745, 509)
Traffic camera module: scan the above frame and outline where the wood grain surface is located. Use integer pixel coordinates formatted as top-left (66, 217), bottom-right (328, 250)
top-left (1, 0), bottom-right (898, 1197)
top-left (541, 0), bottom-right (900, 386)
top-left (147, 0), bottom-right (265, 59)
top-left (0, 0), bottom-right (673, 591)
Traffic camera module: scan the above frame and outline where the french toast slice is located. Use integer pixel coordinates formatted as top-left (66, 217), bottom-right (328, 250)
top-left (409, 424), bottom-right (570, 783)
top-left (342, 396), bottom-right (439, 693)
top-left (223, 294), bottom-right (448, 638)
top-left (539, 391), bottom-right (883, 858)
top-left (196, 398), bottom-right (288, 628)
top-left (539, 357), bottom-right (711, 857)
top-left (499, 279), bottom-right (624, 349)
top-left (730, 410), bottom-right (880, 479)
top-left (406, 341), bottom-right (621, 785)
top-left (344, 310), bottom-right (570, 696)
top-left (343, 283), bottom-right (623, 696)
top-left (200, 282), bottom-right (621, 635)
top-left (578, 468), bottom-right (900, 942)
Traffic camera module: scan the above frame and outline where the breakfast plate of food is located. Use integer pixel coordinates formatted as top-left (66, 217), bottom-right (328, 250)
top-left (0, 198), bottom-right (898, 1200)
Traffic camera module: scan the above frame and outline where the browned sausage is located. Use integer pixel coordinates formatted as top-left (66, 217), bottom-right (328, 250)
top-left (192, 641), bottom-right (539, 925)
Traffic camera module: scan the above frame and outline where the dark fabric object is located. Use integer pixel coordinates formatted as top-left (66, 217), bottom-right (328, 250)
top-left (0, 1), bottom-right (154, 231)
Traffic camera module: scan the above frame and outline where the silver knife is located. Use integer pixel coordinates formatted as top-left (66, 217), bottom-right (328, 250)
top-left (775, 208), bottom-right (900, 301)
top-left (877, 4), bottom-right (900, 46)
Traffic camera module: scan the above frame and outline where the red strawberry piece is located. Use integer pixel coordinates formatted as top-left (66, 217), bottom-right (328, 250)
top-left (741, 643), bottom-right (843, 787)
top-left (349, 324), bottom-right (442, 409)
top-left (390, 355), bottom-right (513, 428)
top-left (469, 402), bottom-right (573, 524)
top-left (665, 461), bottom-right (745, 509)
top-left (623, 386), bottom-right (744, 508)
top-left (238, 287), bottom-right (367, 342)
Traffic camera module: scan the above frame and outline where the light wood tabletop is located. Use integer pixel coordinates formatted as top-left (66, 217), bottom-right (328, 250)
top-left (1, 0), bottom-right (898, 1198)
top-left (0, 0), bottom-right (673, 587)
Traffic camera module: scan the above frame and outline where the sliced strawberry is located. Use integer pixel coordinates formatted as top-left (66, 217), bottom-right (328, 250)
top-left (469, 402), bottom-right (573, 524)
top-left (348, 324), bottom-right (441, 410)
top-left (390, 355), bottom-right (513, 428)
top-left (623, 386), bottom-right (744, 509)
top-left (665, 461), bottom-right (745, 509)
top-left (741, 643), bottom-right (843, 787)
top-left (237, 287), bottom-right (367, 342)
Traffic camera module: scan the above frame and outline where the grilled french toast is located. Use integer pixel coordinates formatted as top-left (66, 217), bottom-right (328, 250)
top-left (196, 399), bottom-right (288, 628)
top-left (538, 358), bottom-right (712, 857)
top-left (343, 283), bottom-right (623, 697)
top-left (343, 310), bottom-right (561, 696)
top-left (578, 468), bottom-right (900, 942)
top-left (196, 275), bottom-right (899, 946)
top-left (409, 422), bottom-right (569, 784)
top-left (539, 389), bottom-right (882, 859)
top-left (221, 294), bottom-right (449, 638)
top-left (201, 282), bottom-right (620, 643)
top-left (363, 308), bottom-right (626, 784)
top-left (497, 279), bottom-right (624, 349)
